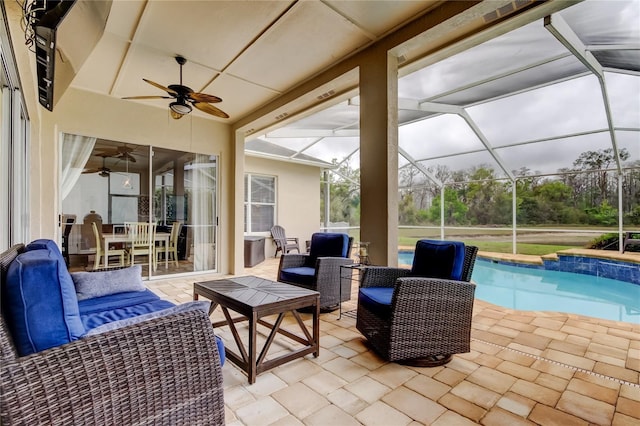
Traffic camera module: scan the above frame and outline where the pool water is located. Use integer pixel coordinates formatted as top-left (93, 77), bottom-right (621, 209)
top-left (398, 252), bottom-right (640, 323)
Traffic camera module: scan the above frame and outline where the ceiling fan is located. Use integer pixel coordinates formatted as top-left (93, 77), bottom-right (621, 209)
top-left (82, 155), bottom-right (111, 177)
top-left (95, 144), bottom-right (137, 163)
top-left (123, 56), bottom-right (229, 120)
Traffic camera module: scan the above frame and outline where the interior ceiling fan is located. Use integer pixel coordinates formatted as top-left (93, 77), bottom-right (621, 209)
top-left (123, 56), bottom-right (229, 120)
top-left (82, 155), bottom-right (111, 177)
top-left (95, 144), bottom-right (137, 163)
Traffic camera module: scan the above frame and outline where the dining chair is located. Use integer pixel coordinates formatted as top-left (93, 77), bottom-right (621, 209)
top-left (156, 221), bottom-right (182, 269)
top-left (61, 214), bottom-right (76, 266)
top-left (92, 222), bottom-right (126, 269)
top-left (126, 222), bottom-right (157, 269)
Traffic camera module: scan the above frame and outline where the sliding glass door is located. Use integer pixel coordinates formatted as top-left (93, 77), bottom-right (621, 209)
top-left (152, 148), bottom-right (218, 275)
top-left (61, 136), bottom-right (218, 277)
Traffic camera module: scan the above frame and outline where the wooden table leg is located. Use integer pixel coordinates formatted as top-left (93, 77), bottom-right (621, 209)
top-left (313, 297), bottom-right (320, 357)
top-left (248, 311), bottom-right (258, 384)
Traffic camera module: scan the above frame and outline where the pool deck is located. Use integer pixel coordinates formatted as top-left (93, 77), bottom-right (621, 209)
top-left (147, 254), bottom-right (640, 425)
top-left (478, 248), bottom-right (640, 266)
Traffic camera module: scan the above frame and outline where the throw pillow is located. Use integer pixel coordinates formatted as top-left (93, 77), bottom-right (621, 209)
top-left (72, 265), bottom-right (145, 301)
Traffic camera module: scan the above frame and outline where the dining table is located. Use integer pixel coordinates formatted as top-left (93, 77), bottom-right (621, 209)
top-left (101, 232), bottom-right (171, 269)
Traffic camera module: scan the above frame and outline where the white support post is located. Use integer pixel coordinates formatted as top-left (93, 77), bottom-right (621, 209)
top-left (618, 173), bottom-right (624, 253)
top-left (512, 181), bottom-right (517, 254)
top-left (440, 186), bottom-right (445, 240)
top-left (324, 170), bottom-right (330, 231)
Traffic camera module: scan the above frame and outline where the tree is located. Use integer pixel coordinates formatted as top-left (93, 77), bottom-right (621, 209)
top-left (572, 148), bottom-right (629, 206)
top-left (428, 187), bottom-right (469, 225)
top-left (321, 159), bottom-right (360, 226)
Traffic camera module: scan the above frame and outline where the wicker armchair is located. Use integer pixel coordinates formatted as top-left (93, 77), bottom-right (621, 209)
top-left (0, 244), bottom-right (225, 425)
top-left (356, 240), bottom-right (478, 367)
top-left (278, 233), bottom-right (353, 310)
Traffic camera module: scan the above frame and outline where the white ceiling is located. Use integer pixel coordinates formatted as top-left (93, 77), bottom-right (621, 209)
top-left (72, 0), bottom-right (441, 123)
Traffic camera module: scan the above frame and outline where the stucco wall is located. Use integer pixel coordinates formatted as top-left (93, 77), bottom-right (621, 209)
top-left (32, 86), bottom-right (239, 273)
top-left (245, 156), bottom-right (321, 259)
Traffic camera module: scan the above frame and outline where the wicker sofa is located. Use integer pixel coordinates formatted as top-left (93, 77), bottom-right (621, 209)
top-left (0, 242), bottom-right (225, 425)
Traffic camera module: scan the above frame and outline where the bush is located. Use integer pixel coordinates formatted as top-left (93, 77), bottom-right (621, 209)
top-left (625, 206), bottom-right (640, 226)
top-left (587, 233), bottom-right (620, 250)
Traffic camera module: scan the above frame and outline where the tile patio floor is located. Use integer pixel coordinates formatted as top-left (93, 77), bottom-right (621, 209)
top-left (146, 256), bottom-right (640, 426)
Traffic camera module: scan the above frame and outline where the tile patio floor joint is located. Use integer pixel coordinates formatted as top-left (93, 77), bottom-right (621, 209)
top-left (472, 338), bottom-right (640, 389)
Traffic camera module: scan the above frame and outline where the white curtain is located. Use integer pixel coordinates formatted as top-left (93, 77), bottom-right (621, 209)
top-left (60, 133), bottom-right (96, 200)
top-left (190, 154), bottom-right (217, 271)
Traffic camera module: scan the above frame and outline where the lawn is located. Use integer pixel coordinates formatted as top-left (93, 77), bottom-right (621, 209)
top-left (349, 226), bottom-right (616, 256)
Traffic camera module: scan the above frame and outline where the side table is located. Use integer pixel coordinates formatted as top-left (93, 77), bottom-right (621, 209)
top-left (339, 263), bottom-right (366, 319)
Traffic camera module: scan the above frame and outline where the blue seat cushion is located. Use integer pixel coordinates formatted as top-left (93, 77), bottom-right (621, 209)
top-left (78, 289), bottom-right (174, 331)
top-left (81, 299), bottom-right (226, 366)
top-left (3, 246), bottom-right (85, 356)
top-left (280, 266), bottom-right (316, 286)
top-left (305, 233), bottom-right (349, 267)
top-left (358, 287), bottom-right (394, 317)
top-left (410, 240), bottom-right (466, 281)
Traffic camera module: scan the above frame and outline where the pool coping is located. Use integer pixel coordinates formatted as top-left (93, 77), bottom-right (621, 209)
top-left (399, 247), bottom-right (640, 285)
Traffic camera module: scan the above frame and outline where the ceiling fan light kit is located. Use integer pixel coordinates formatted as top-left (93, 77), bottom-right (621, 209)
top-left (170, 99), bottom-right (192, 115)
top-left (123, 55), bottom-right (229, 120)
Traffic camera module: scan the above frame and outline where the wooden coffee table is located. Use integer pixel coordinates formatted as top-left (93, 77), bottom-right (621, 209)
top-left (193, 276), bottom-right (320, 383)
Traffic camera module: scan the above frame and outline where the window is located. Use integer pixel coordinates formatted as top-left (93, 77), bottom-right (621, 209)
top-left (244, 174), bottom-right (275, 233)
top-left (1, 6), bottom-right (30, 250)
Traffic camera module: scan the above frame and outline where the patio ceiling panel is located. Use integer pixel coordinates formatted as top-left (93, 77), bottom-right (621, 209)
top-left (225, 1), bottom-right (371, 92)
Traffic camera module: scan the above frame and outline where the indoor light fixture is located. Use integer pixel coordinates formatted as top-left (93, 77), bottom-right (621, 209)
top-left (170, 110), bottom-right (185, 119)
top-left (122, 156), bottom-right (132, 189)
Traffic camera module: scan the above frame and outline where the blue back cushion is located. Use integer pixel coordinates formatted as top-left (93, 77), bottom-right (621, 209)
top-left (305, 233), bottom-right (349, 267)
top-left (4, 245), bottom-right (85, 356)
top-left (410, 240), bottom-right (466, 281)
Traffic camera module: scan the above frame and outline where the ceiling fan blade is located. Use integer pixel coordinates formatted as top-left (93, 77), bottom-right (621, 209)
top-left (82, 168), bottom-right (100, 174)
top-left (189, 92), bottom-right (222, 103)
top-left (143, 79), bottom-right (179, 96)
top-left (119, 152), bottom-right (137, 163)
top-left (193, 102), bottom-right (229, 119)
top-left (122, 95), bottom-right (172, 100)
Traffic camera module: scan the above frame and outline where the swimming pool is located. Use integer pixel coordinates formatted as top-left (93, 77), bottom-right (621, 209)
top-left (398, 252), bottom-right (640, 323)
